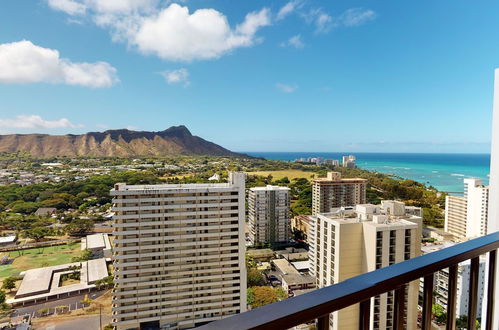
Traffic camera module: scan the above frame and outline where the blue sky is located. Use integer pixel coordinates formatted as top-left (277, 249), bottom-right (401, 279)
top-left (0, 0), bottom-right (498, 153)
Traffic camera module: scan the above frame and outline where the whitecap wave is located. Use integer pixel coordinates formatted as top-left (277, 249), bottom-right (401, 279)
top-left (451, 173), bottom-right (465, 177)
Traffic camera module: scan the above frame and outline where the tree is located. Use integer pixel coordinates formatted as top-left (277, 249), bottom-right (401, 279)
top-left (0, 290), bottom-right (6, 304)
top-left (456, 315), bottom-right (480, 329)
top-left (248, 286), bottom-right (278, 308)
top-left (65, 218), bottom-right (94, 236)
top-left (275, 286), bottom-right (288, 300)
top-left (2, 277), bottom-right (16, 292)
top-left (247, 268), bottom-right (263, 287)
top-left (432, 303), bottom-right (446, 324)
top-left (22, 227), bottom-right (49, 242)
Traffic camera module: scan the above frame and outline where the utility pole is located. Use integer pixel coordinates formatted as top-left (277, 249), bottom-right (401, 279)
top-left (99, 304), bottom-right (102, 330)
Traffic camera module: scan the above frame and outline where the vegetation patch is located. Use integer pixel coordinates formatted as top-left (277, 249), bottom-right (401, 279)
top-left (0, 243), bottom-right (81, 280)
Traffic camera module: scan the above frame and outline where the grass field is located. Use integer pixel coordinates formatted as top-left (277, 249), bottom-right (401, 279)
top-left (0, 243), bottom-right (81, 280)
top-left (246, 170), bottom-right (317, 181)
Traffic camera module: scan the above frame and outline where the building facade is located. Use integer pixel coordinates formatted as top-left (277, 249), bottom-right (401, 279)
top-left (308, 201), bottom-right (422, 330)
top-left (110, 172), bottom-right (247, 329)
top-left (312, 171), bottom-right (367, 215)
top-left (248, 185), bottom-right (291, 245)
top-left (423, 243), bottom-right (486, 318)
top-left (445, 178), bottom-right (489, 238)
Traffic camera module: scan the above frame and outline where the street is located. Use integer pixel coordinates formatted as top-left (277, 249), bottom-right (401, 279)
top-left (34, 314), bottom-right (112, 330)
top-left (11, 290), bottom-right (107, 318)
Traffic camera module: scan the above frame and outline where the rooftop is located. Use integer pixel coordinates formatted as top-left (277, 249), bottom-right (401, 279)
top-left (250, 185), bottom-right (290, 191)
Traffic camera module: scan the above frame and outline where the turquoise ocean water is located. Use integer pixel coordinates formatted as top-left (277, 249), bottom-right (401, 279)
top-left (244, 152), bottom-right (491, 195)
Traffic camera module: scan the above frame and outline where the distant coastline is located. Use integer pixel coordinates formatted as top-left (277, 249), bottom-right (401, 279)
top-left (243, 152), bottom-right (491, 195)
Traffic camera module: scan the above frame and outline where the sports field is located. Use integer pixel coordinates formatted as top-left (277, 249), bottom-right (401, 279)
top-left (246, 170), bottom-right (317, 181)
top-left (0, 243), bottom-right (81, 280)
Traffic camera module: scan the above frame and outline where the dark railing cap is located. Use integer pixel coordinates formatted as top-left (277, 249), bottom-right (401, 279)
top-left (198, 232), bottom-right (499, 330)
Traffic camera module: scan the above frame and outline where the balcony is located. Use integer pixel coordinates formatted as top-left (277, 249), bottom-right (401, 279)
top-left (198, 232), bottom-right (499, 330)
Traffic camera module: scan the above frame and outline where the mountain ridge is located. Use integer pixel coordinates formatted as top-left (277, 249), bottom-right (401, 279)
top-left (0, 125), bottom-right (243, 158)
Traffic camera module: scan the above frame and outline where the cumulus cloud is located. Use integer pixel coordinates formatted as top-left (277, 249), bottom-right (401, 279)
top-left (276, 83), bottom-right (298, 93)
top-left (0, 115), bottom-right (82, 129)
top-left (0, 40), bottom-right (118, 88)
top-left (281, 34), bottom-right (304, 49)
top-left (339, 8), bottom-right (377, 27)
top-left (46, 2), bottom-right (271, 62)
top-left (277, 0), bottom-right (303, 21)
top-left (130, 4), bottom-right (271, 61)
top-left (160, 68), bottom-right (190, 87)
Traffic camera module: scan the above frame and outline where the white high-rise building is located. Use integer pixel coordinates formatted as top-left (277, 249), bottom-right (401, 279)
top-left (308, 200), bottom-right (422, 330)
top-left (444, 178), bottom-right (489, 238)
top-left (486, 68), bottom-right (499, 329)
top-left (248, 185), bottom-right (291, 245)
top-left (423, 243), bottom-right (486, 318)
top-left (342, 155), bottom-right (356, 168)
top-left (110, 173), bottom-right (247, 330)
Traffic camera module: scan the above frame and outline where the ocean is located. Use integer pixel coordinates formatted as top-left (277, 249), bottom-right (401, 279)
top-left (244, 152), bottom-right (491, 195)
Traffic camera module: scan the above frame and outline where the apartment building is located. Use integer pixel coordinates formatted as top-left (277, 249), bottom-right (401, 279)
top-left (308, 201), bottom-right (422, 330)
top-left (110, 172), bottom-right (247, 330)
top-left (422, 243), bottom-right (486, 318)
top-left (248, 185), bottom-right (290, 245)
top-left (444, 178), bottom-right (489, 238)
top-left (342, 155), bottom-right (356, 168)
top-left (312, 171), bottom-right (367, 215)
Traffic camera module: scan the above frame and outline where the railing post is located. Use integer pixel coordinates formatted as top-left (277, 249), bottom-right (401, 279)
top-left (394, 285), bottom-right (406, 330)
top-left (317, 314), bottom-right (329, 330)
top-left (446, 265), bottom-right (458, 330)
top-left (467, 257), bottom-right (480, 330)
top-left (486, 250), bottom-right (497, 330)
top-left (359, 298), bottom-right (371, 330)
top-left (422, 274), bottom-right (434, 330)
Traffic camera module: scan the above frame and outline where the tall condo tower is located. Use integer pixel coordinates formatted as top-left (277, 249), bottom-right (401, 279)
top-left (308, 201), bottom-right (422, 330)
top-left (110, 173), bottom-right (247, 329)
top-left (445, 178), bottom-right (489, 238)
top-left (248, 185), bottom-right (291, 245)
top-left (486, 68), bottom-right (499, 329)
top-left (312, 171), bottom-right (367, 215)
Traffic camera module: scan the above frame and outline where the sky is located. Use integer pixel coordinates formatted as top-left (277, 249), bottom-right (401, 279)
top-left (0, 0), bottom-right (499, 153)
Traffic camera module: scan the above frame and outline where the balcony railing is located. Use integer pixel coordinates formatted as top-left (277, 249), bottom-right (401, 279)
top-left (198, 231), bottom-right (499, 330)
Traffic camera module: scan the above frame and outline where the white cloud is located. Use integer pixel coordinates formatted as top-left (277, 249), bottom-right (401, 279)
top-left (303, 7), bottom-right (376, 34)
top-left (0, 115), bottom-right (82, 129)
top-left (0, 40), bottom-right (118, 88)
top-left (339, 8), bottom-right (377, 27)
top-left (48, 0), bottom-right (86, 15)
top-left (308, 9), bottom-right (334, 34)
top-left (46, 2), bottom-right (271, 62)
top-left (277, 0), bottom-right (303, 21)
top-left (276, 83), bottom-right (298, 93)
top-left (160, 68), bottom-right (190, 87)
top-left (130, 4), bottom-right (271, 61)
top-left (281, 34), bottom-right (304, 49)
top-left (46, 0), bottom-right (157, 16)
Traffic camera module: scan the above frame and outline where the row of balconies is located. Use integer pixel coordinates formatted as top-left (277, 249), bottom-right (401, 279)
top-left (113, 238), bottom-right (239, 251)
top-left (112, 305), bottom-right (241, 326)
top-left (114, 246), bottom-right (239, 260)
top-left (114, 257), bottom-right (240, 274)
top-left (113, 209), bottom-right (239, 220)
top-left (113, 280), bottom-right (241, 303)
top-left (112, 293), bottom-right (241, 312)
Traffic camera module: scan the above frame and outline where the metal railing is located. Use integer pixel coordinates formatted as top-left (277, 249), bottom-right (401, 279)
top-left (198, 231), bottom-right (499, 330)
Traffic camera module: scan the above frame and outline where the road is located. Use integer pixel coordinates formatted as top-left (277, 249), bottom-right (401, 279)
top-left (34, 314), bottom-right (112, 330)
top-left (11, 290), bottom-right (107, 318)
